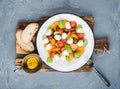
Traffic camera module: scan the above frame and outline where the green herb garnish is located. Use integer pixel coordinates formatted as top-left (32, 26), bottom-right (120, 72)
top-left (54, 31), bottom-right (59, 35)
top-left (76, 25), bottom-right (83, 31)
top-left (47, 57), bottom-right (53, 63)
top-left (58, 20), bottom-right (65, 28)
top-left (83, 39), bottom-right (88, 47)
top-left (65, 45), bottom-right (72, 53)
top-left (42, 34), bottom-right (47, 40)
top-left (74, 52), bottom-right (82, 59)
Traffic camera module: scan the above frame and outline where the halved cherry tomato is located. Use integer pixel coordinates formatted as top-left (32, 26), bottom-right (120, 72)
top-left (77, 33), bottom-right (84, 39)
top-left (61, 47), bottom-right (65, 51)
top-left (70, 21), bottom-right (77, 28)
top-left (57, 41), bottom-right (64, 48)
top-left (50, 51), bottom-right (55, 58)
top-left (58, 29), bottom-right (64, 34)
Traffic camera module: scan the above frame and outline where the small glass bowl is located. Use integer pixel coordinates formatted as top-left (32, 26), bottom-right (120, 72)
top-left (22, 54), bottom-right (42, 73)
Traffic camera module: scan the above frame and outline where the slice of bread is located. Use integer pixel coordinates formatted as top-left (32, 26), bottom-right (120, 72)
top-left (16, 29), bottom-right (35, 52)
top-left (21, 23), bottom-right (39, 44)
top-left (16, 41), bottom-right (30, 54)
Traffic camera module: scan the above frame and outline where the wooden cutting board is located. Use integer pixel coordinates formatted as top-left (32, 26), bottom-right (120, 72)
top-left (15, 16), bottom-right (109, 72)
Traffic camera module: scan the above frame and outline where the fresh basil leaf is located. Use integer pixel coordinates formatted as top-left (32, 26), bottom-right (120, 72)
top-left (83, 39), bottom-right (88, 47)
top-left (74, 52), bottom-right (82, 58)
top-left (58, 20), bottom-right (65, 28)
top-left (47, 57), bottom-right (53, 63)
top-left (76, 25), bottom-right (83, 31)
top-left (54, 31), bottom-right (59, 35)
top-left (42, 34), bottom-right (47, 40)
top-left (65, 45), bottom-right (72, 53)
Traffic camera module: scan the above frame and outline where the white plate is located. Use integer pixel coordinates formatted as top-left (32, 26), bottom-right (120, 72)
top-left (36, 13), bottom-right (94, 72)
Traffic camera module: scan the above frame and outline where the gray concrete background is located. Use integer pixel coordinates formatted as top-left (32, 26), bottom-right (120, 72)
top-left (0, 0), bottom-right (120, 89)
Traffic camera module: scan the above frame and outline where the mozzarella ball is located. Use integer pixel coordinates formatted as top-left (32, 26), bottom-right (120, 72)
top-left (62, 33), bottom-right (67, 39)
top-left (76, 28), bottom-right (84, 33)
top-left (43, 38), bottom-right (49, 44)
top-left (54, 35), bottom-right (61, 40)
top-left (62, 50), bottom-right (69, 56)
top-left (65, 22), bottom-right (71, 29)
top-left (67, 38), bottom-right (73, 44)
top-left (46, 43), bottom-right (52, 50)
top-left (45, 29), bottom-right (52, 36)
top-left (54, 54), bottom-right (60, 60)
top-left (77, 40), bottom-right (83, 46)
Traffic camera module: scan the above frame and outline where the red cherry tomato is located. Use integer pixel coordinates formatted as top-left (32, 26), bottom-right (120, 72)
top-left (70, 21), bottom-right (77, 28)
top-left (77, 33), bottom-right (84, 39)
top-left (58, 29), bottom-right (64, 34)
top-left (57, 41), bottom-right (64, 48)
top-left (61, 47), bottom-right (65, 51)
top-left (50, 52), bottom-right (55, 58)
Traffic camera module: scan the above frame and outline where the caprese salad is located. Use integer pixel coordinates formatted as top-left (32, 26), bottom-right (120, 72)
top-left (42, 20), bottom-right (88, 63)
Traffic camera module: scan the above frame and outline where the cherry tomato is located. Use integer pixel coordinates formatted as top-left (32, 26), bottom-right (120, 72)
top-left (58, 29), bottom-right (64, 34)
top-left (50, 52), bottom-right (55, 58)
top-left (61, 47), bottom-right (65, 51)
top-left (57, 41), bottom-right (64, 48)
top-left (77, 33), bottom-right (84, 39)
top-left (70, 21), bottom-right (77, 28)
